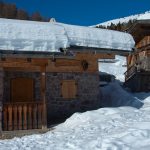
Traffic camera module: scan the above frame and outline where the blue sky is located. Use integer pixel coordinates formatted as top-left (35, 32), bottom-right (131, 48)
top-left (3, 0), bottom-right (150, 26)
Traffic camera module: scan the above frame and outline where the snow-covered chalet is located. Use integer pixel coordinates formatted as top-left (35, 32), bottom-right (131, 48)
top-left (0, 18), bottom-right (134, 136)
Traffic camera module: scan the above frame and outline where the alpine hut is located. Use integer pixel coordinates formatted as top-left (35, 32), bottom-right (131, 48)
top-left (0, 18), bottom-right (134, 136)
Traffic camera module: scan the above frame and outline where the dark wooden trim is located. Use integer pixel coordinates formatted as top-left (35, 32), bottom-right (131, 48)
top-left (40, 66), bottom-right (47, 129)
top-left (69, 46), bottom-right (132, 56)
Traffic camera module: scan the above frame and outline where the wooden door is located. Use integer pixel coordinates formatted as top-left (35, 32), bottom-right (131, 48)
top-left (11, 78), bottom-right (34, 102)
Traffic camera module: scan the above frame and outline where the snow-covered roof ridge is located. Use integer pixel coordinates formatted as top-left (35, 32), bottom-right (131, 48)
top-left (0, 18), bottom-right (135, 52)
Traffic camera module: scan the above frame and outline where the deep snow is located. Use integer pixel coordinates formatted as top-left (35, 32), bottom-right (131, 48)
top-left (0, 91), bottom-right (150, 150)
top-left (0, 18), bottom-right (134, 52)
top-left (0, 55), bottom-right (150, 150)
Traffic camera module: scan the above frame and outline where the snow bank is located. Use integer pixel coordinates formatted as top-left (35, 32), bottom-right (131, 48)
top-left (0, 18), bottom-right (134, 52)
top-left (100, 82), bottom-right (143, 108)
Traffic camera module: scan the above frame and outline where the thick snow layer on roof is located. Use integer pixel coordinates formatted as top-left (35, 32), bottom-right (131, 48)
top-left (57, 23), bottom-right (134, 51)
top-left (0, 18), bottom-right (135, 52)
top-left (0, 19), bottom-right (68, 52)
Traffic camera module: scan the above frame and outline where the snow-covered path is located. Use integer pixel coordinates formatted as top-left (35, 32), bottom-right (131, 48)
top-left (0, 90), bottom-right (150, 150)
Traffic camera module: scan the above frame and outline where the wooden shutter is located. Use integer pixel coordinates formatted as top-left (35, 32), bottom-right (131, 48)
top-left (61, 80), bottom-right (77, 99)
top-left (11, 78), bottom-right (34, 102)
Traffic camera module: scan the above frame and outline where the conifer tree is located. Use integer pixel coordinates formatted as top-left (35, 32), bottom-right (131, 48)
top-left (16, 9), bottom-right (29, 20)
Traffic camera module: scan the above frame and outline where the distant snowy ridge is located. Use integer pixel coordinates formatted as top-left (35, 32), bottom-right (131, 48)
top-left (93, 11), bottom-right (150, 27)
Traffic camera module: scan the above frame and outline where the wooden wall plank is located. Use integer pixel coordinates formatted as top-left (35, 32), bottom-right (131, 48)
top-left (13, 105), bottom-right (18, 130)
top-left (33, 105), bottom-right (37, 129)
top-left (8, 105), bottom-right (13, 131)
top-left (23, 105), bottom-right (27, 130)
top-left (18, 105), bottom-right (22, 130)
top-left (41, 66), bottom-right (47, 129)
top-left (37, 104), bottom-right (42, 129)
top-left (1, 52), bottom-right (115, 73)
top-left (28, 105), bottom-right (32, 129)
top-left (3, 106), bottom-right (8, 131)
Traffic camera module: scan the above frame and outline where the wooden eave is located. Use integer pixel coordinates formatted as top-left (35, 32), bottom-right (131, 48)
top-left (69, 46), bottom-right (132, 56)
top-left (0, 50), bottom-right (74, 59)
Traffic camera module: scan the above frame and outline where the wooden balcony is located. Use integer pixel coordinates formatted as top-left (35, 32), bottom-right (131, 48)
top-left (2, 101), bottom-right (43, 131)
top-left (125, 65), bottom-right (137, 81)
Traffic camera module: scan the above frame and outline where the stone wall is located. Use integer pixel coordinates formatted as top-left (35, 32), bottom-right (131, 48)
top-left (3, 71), bottom-right (100, 125)
top-left (46, 72), bottom-right (100, 121)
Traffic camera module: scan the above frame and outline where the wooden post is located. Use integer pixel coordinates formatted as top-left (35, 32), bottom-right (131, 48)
top-left (0, 68), bottom-right (4, 134)
top-left (41, 66), bottom-right (47, 129)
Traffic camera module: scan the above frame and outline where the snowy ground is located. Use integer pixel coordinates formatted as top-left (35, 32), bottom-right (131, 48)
top-left (99, 55), bottom-right (127, 82)
top-left (0, 56), bottom-right (150, 150)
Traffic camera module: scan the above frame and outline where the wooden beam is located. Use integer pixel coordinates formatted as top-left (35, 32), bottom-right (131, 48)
top-left (55, 59), bottom-right (80, 67)
top-left (94, 53), bottom-right (115, 59)
top-left (4, 67), bottom-right (40, 72)
top-left (0, 58), bottom-right (48, 68)
top-left (41, 66), bottom-right (47, 129)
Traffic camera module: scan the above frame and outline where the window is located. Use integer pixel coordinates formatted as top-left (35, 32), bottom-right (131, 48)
top-left (61, 80), bottom-right (77, 99)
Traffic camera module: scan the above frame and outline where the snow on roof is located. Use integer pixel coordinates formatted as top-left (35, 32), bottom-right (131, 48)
top-left (0, 18), bottom-right (135, 52)
top-left (0, 18), bottom-right (69, 52)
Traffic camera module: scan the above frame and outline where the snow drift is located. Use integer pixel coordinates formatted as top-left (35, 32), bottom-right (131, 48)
top-left (100, 82), bottom-right (143, 108)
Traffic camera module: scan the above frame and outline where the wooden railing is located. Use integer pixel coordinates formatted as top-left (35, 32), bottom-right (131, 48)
top-left (2, 101), bottom-right (43, 131)
top-left (125, 65), bottom-right (137, 81)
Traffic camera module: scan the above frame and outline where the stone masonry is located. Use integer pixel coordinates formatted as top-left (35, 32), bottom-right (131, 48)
top-left (46, 72), bottom-right (100, 121)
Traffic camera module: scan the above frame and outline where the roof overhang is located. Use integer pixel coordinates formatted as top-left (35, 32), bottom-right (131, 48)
top-left (68, 46), bottom-right (133, 56)
top-left (0, 44), bottom-right (133, 59)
